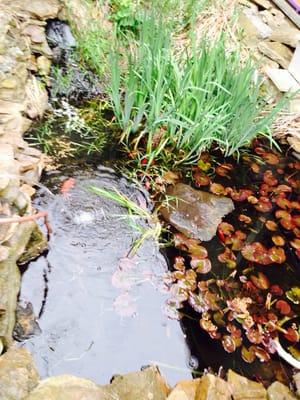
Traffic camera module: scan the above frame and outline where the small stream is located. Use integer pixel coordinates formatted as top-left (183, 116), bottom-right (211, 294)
top-left (18, 166), bottom-right (190, 384)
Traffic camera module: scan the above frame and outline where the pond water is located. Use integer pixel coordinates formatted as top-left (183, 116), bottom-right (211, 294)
top-left (18, 166), bottom-right (191, 384)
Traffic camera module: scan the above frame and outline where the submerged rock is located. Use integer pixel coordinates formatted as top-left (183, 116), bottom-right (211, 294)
top-left (14, 302), bottom-right (41, 341)
top-left (0, 348), bottom-right (39, 400)
top-left (228, 369), bottom-right (267, 399)
top-left (161, 183), bottom-right (234, 241)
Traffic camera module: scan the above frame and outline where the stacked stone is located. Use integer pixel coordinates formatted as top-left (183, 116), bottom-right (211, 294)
top-left (0, 1), bottom-right (61, 349)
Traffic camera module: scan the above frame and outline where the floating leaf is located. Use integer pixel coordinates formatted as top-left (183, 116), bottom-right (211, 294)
top-left (174, 256), bottom-right (185, 271)
top-left (252, 345), bottom-right (271, 362)
top-left (246, 327), bottom-right (263, 344)
top-left (188, 292), bottom-right (207, 313)
top-left (218, 248), bottom-right (236, 269)
top-left (191, 257), bottom-right (212, 274)
top-left (239, 214), bottom-right (252, 224)
top-left (254, 197), bottom-right (273, 213)
top-left (286, 287), bottom-right (300, 304)
top-left (197, 159), bottom-right (211, 172)
top-left (222, 335), bottom-right (236, 353)
top-left (270, 285), bottom-right (283, 296)
top-left (200, 318), bottom-right (218, 333)
top-left (231, 189), bottom-right (253, 202)
top-left (263, 152), bottom-right (280, 165)
top-left (213, 311), bottom-right (226, 327)
top-left (250, 163), bottom-right (260, 173)
top-left (265, 220), bottom-right (278, 231)
top-left (274, 185), bottom-right (292, 194)
top-left (193, 172), bottom-right (211, 187)
top-left (210, 183), bottom-right (226, 195)
top-left (275, 300), bottom-right (291, 315)
top-left (271, 235), bottom-right (285, 246)
top-left (254, 147), bottom-right (266, 155)
top-left (218, 222), bottom-right (234, 236)
top-left (263, 170), bottom-right (278, 186)
top-left (250, 272), bottom-right (270, 290)
top-left (225, 230), bottom-right (247, 251)
top-left (269, 246), bottom-right (286, 263)
top-left (215, 163), bottom-right (233, 177)
top-left (275, 196), bottom-right (291, 210)
top-left (241, 242), bottom-right (271, 265)
top-left (241, 346), bottom-right (256, 363)
top-left (284, 326), bottom-right (299, 343)
top-left (248, 195), bottom-right (259, 204)
top-left (189, 245), bottom-right (208, 259)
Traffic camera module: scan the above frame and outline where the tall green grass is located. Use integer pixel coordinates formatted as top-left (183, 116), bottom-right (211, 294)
top-left (110, 16), bottom-right (283, 165)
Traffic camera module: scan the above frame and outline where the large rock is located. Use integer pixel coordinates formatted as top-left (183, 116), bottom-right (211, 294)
top-left (161, 183), bottom-right (234, 241)
top-left (107, 366), bottom-right (170, 400)
top-left (167, 379), bottom-right (200, 400)
top-left (25, 375), bottom-right (108, 400)
top-left (0, 348), bottom-right (39, 400)
top-left (195, 374), bottom-right (232, 400)
top-left (227, 369), bottom-right (267, 399)
top-left (258, 41), bottom-right (293, 69)
top-left (267, 381), bottom-right (296, 399)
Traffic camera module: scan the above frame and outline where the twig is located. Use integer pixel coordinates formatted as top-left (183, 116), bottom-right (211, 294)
top-left (0, 211), bottom-right (52, 235)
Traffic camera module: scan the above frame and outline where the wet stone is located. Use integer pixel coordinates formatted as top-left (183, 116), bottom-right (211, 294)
top-left (161, 183), bottom-right (234, 241)
top-left (0, 348), bottom-right (39, 400)
top-left (227, 369), bottom-right (267, 399)
top-left (14, 302), bottom-right (41, 341)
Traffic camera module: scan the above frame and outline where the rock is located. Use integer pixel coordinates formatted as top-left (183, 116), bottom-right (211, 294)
top-left (107, 366), bottom-right (170, 400)
top-left (0, 347), bottom-right (39, 400)
top-left (287, 135), bottom-right (300, 154)
top-left (46, 20), bottom-right (76, 49)
top-left (267, 381), bottom-right (296, 399)
top-left (258, 41), bottom-right (293, 69)
top-left (168, 379), bottom-right (200, 400)
top-left (265, 68), bottom-right (300, 92)
top-left (17, 0), bottom-right (61, 20)
top-left (270, 26), bottom-right (300, 48)
top-left (23, 25), bottom-right (46, 44)
top-left (294, 372), bottom-right (300, 397)
top-left (227, 369), bottom-right (267, 399)
top-left (36, 55), bottom-right (51, 76)
top-left (288, 42), bottom-right (300, 84)
top-left (13, 302), bottom-right (41, 341)
top-left (251, 0), bottom-right (272, 8)
top-left (0, 245), bottom-right (9, 262)
top-left (195, 374), bottom-right (232, 400)
top-left (25, 375), bottom-right (106, 400)
top-left (161, 183), bottom-right (234, 241)
top-left (239, 8), bottom-right (272, 44)
top-left (25, 76), bottom-right (48, 119)
top-left (17, 224), bottom-right (48, 264)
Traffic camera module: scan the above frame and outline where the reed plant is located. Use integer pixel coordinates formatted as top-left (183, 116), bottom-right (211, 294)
top-left (110, 15), bottom-right (283, 166)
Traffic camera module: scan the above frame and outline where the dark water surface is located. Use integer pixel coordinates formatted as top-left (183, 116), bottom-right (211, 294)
top-left (19, 167), bottom-right (190, 384)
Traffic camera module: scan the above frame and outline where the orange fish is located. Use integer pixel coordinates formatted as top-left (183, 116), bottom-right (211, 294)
top-left (60, 178), bottom-right (76, 196)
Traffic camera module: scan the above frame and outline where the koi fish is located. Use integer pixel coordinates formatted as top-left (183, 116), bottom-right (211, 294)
top-left (60, 178), bottom-right (75, 196)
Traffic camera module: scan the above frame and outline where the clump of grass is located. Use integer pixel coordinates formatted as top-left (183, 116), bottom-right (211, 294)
top-left (110, 15), bottom-right (283, 166)
top-left (90, 186), bottom-right (161, 255)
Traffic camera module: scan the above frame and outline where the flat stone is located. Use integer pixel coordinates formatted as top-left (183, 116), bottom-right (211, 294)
top-left (107, 366), bottom-right (170, 400)
top-left (23, 25), bottom-right (46, 44)
top-left (265, 68), bottom-right (300, 92)
top-left (267, 381), bottom-right (296, 399)
top-left (25, 76), bottom-right (48, 119)
top-left (0, 77), bottom-right (19, 89)
top-left (288, 42), bottom-right (300, 84)
top-left (161, 183), bottom-right (234, 241)
top-left (17, 0), bottom-right (61, 20)
top-left (36, 55), bottom-right (51, 76)
top-left (0, 245), bottom-right (9, 262)
top-left (0, 347), bottom-right (39, 400)
top-left (258, 41), bottom-right (293, 69)
top-left (195, 374), bottom-right (232, 400)
top-left (14, 302), bottom-right (41, 341)
top-left (168, 379), bottom-right (200, 400)
top-left (270, 26), bottom-right (300, 48)
top-left (25, 375), bottom-right (107, 400)
top-left (239, 8), bottom-right (272, 42)
top-left (251, 0), bottom-right (272, 8)
top-left (227, 369), bottom-right (267, 399)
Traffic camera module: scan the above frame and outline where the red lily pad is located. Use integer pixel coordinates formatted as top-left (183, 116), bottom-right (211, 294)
top-left (218, 222), bottom-right (234, 236)
top-left (174, 256), bottom-right (185, 271)
top-left (193, 172), bottom-right (211, 187)
top-left (265, 220), bottom-right (278, 231)
top-left (241, 346), bottom-right (256, 363)
top-left (239, 214), bottom-right (252, 224)
top-left (254, 147), bottom-right (266, 155)
top-left (276, 196), bottom-right (292, 210)
top-left (231, 189), bottom-right (253, 202)
top-left (284, 326), bottom-right (299, 343)
top-left (274, 185), bottom-right (292, 194)
top-left (254, 197), bottom-right (273, 213)
top-left (263, 152), bottom-right (280, 165)
top-left (222, 335), bottom-right (236, 353)
top-left (290, 238), bottom-right (300, 250)
top-left (275, 300), bottom-right (291, 315)
top-left (269, 246), bottom-right (286, 263)
top-left (263, 170), bottom-right (278, 186)
top-left (250, 272), bottom-right (270, 290)
top-left (200, 318), bottom-right (218, 333)
top-left (250, 163), bottom-right (260, 173)
top-left (215, 163), bottom-right (233, 176)
top-left (191, 257), bottom-right (212, 273)
top-left (270, 284), bottom-right (283, 296)
top-left (218, 248), bottom-right (237, 269)
top-left (210, 183), bottom-right (226, 195)
top-left (271, 235), bottom-right (285, 246)
top-left (246, 327), bottom-right (263, 344)
top-left (241, 242), bottom-right (271, 265)
top-left (248, 195), bottom-right (259, 204)
top-left (225, 230), bottom-right (247, 251)
top-left (252, 345), bottom-right (271, 362)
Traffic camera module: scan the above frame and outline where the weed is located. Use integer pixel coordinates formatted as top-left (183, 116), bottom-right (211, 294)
top-left (90, 186), bottom-right (162, 255)
top-left (110, 15), bottom-right (284, 167)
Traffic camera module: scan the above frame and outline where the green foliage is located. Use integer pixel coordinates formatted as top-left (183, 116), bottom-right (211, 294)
top-left (109, 0), bottom-right (142, 34)
top-left (110, 15), bottom-right (283, 166)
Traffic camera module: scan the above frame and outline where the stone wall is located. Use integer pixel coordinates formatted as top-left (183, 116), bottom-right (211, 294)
top-left (0, 0), bottom-right (62, 348)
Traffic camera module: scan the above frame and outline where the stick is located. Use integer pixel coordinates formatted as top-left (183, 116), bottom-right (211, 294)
top-left (0, 211), bottom-right (52, 235)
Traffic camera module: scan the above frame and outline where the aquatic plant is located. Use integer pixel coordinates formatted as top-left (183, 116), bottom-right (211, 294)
top-left (110, 14), bottom-right (283, 167)
top-left (166, 143), bottom-right (300, 364)
top-left (90, 186), bottom-right (162, 255)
